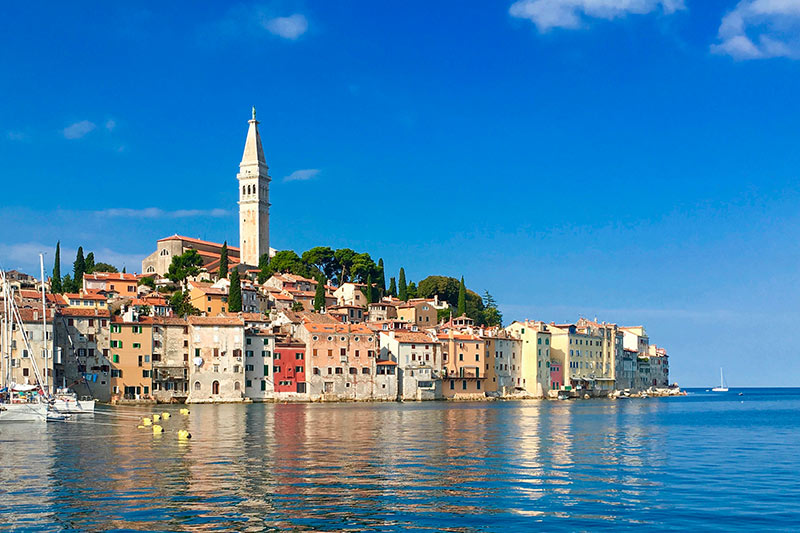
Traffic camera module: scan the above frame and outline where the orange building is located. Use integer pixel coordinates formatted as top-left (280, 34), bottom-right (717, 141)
top-left (441, 333), bottom-right (487, 398)
top-left (188, 281), bottom-right (228, 316)
top-left (397, 300), bottom-right (437, 328)
top-left (109, 315), bottom-right (154, 402)
top-left (83, 272), bottom-right (141, 299)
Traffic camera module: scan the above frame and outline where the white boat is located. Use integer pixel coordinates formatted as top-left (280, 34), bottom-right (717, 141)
top-left (51, 389), bottom-right (95, 414)
top-left (712, 367), bottom-right (728, 392)
top-left (0, 399), bottom-right (48, 422)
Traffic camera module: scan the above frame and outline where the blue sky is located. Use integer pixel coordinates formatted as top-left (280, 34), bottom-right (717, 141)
top-left (2, 1), bottom-right (800, 386)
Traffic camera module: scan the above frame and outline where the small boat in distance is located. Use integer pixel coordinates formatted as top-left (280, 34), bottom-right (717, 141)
top-left (712, 368), bottom-right (728, 392)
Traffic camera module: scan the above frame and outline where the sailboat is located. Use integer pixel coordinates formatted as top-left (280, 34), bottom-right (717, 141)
top-left (712, 367), bottom-right (728, 392)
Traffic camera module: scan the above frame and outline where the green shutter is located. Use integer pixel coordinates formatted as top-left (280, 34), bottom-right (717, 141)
top-left (264, 364), bottom-right (269, 376)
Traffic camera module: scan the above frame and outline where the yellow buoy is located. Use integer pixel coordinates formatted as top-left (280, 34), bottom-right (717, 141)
top-left (177, 429), bottom-right (191, 440)
top-left (153, 414), bottom-right (160, 422)
top-left (152, 424), bottom-right (163, 434)
top-left (179, 408), bottom-right (189, 415)
top-left (162, 412), bottom-right (170, 419)
top-left (137, 425), bottom-right (146, 429)
top-left (143, 417), bottom-right (152, 426)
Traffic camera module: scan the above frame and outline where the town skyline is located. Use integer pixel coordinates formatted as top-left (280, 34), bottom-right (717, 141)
top-left (3, 2), bottom-right (800, 388)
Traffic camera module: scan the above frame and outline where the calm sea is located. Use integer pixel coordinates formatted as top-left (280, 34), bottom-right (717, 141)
top-left (1, 388), bottom-right (799, 532)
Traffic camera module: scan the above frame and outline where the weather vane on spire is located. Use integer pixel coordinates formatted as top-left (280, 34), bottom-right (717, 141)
top-left (252, 106), bottom-right (256, 120)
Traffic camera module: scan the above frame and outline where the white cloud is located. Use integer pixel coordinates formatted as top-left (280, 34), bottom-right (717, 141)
top-left (62, 120), bottom-right (96, 140)
top-left (263, 13), bottom-right (308, 39)
top-left (105, 119), bottom-right (117, 131)
top-left (711, 0), bottom-right (800, 60)
top-left (97, 207), bottom-right (229, 218)
top-left (283, 168), bottom-right (320, 182)
top-left (509, 0), bottom-right (685, 31)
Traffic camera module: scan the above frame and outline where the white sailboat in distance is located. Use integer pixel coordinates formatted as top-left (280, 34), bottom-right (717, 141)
top-left (712, 367), bottom-right (728, 392)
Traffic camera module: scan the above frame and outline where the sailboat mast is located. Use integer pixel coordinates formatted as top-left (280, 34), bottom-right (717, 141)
top-left (39, 254), bottom-right (49, 395)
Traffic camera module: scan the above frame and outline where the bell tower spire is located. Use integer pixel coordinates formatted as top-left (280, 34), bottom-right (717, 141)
top-left (238, 107), bottom-right (270, 267)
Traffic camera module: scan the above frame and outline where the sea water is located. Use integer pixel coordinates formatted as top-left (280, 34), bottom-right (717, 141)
top-left (1, 388), bottom-right (799, 531)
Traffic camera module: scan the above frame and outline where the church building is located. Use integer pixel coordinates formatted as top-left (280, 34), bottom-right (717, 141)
top-left (142, 108), bottom-right (272, 276)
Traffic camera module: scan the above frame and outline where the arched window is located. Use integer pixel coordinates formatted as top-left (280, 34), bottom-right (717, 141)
top-left (234, 381), bottom-right (241, 390)
top-left (194, 381), bottom-right (201, 391)
top-left (242, 185), bottom-right (246, 196)
top-left (212, 381), bottom-right (220, 395)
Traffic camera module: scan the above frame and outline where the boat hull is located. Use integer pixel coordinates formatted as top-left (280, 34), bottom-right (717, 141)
top-left (0, 403), bottom-right (48, 422)
top-left (51, 398), bottom-right (96, 414)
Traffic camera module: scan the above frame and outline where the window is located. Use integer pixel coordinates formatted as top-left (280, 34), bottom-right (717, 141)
top-left (459, 353), bottom-right (463, 361)
top-left (335, 367), bottom-right (343, 374)
top-left (296, 366), bottom-right (303, 373)
top-left (462, 380), bottom-right (467, 390)
top-left (194, 381), bottom-right (201, 390)
top-left (142, 370), bottom-right (150, 378)
top-left (273, 365), bottom-right (280, 373)
top-left (476, 354), bottom-right (480, 361)
top-left (313, 367), bottom-right (320, 375)
top-left (262, 351), bottom-right (270, 358)
top-left (112, 354), bottom-right (119, 363)
top-left (263, 364), bottom-right (269, 376)
top-left (195, 348), bottom-right (200, 357)
top-left (144, 355), bottom-right (150, 363)
top-left (246, 380), bottom-right (252, 388)
top-left (246, 338), bottom-right (252, 345)
top-left (132, 326), bottom-right (141, 334)
top-left (349, 367), bottom-right (357, 375)
top-left (361, 367), bottom-right (370, 374)
top-left (450, 380), bottom-right (454, 390)
top-left (327, 349), bottom-right (333, 357)
top-left (340, 348), bottom-right (346, 356)
top-left (260, 381), bottom-right (266, 391)
top-left (296, 353), bottom-right (304, 360)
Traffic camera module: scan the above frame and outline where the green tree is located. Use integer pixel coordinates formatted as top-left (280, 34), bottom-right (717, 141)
top-left (388, 277), bottom-right (396, 298)
top-left (228, 269), bottom-right (242, 312)
top-left (51, 242), bottom-right (62, 293)
top-left (313, 275), bottom-right (326, 311)
top-left (138, 305), bottom-right (151, 316)
top-left (84, 252), bottom-right (95, 274)
top-left (167, 249), bottom-right (203, 288)
top-left (377, 258), bottom-right (386, 294)
top-left (350, 253), bottom-right (379, 283)
top-left (398, 268), bottom-right (408, 301)
top-left (334, 248), bottom-right (357, 284)
top-left (291, 301), bottom-right (305, 312)
top-left (257, 253), bottom-right (270, 284)
top-left (138, 276), bottom-right (156, 289)
top-left (61, 274), bottom-right (73, 293)
top-left (302, 246), bottom-right (338, 281)
top-left (218, 241), bottom-right (228, 279)
top-left (417, 276), bottom-right (460, 306)
top-left (362, 273), bottom-right (374, 304)
top-left (407, 281), bottom-right (417, 299)
top-left (482, 290), bottom-right (502, 327)
top-left (457, 276), bottom-right (467, 316)
top-left (72, 246), bottom-right (86, 292)
top-left (92, 263), bottom-right (118, 273)
top-left (169, 290), bottom-right (199, 317)
top-left (122, 266), bottom-right (126, 274)
top-left (263, 250), bottom-right (307, 278)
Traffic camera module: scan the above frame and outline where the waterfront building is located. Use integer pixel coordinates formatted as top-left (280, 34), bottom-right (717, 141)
top-left (616, 349), bottom-right (639, 390)
top-left (379, 330), bottom-right (441, 400)
top-left (109, 313), bottom-right (154, 402)
top-left (0, 307), bottom-right (55, 392)
top-left (273, 338), bottom-right (307, 397)
top-left (441, 333), bottom-right (486, 399)
top-left (547, 323), bottom-right (606, 393)
top-left (187, 316), bottom-right (246, 402)
top-left (53, 307), bottom-right (112, 402)
top-left (244, 328), bottom-right (276, 400)
top-left (296, 322), bottom-right (390, 400)
top-left (648, 345), bottom-right (670, 387)
top-left (481, 328), bottom-right (523, 396)
top-left (151, 317), bottom-right (190, 402)
top-left (505, 320), bottom-right (551, 397)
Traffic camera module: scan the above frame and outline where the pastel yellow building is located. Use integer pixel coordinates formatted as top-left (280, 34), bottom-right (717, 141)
top-left (506, 320), bottom-right (551, 397)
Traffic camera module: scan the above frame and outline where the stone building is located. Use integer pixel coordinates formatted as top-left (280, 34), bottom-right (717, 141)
top-left (187, 316), bottom-right (245, 403)
top-left (151, 317), bottom-right (190, 403)
top-left (238, 107), bottom-right (270, 267)
top-left (109, 313), bottom-right (154, 402)
top-left (440, 333), bottom-right (486, 399)
top-left (1, 307), bottom-right (55, 392)
top-left (244, 327), bottom-right (276, 400)
top-left (53, 307), bottom-right (112, 402)
top-left (378, 330), bottom-right (441, 400)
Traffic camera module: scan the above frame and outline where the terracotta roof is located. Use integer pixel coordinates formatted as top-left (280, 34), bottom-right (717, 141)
top-left (188, 316), bottom-right (244, 326)
top-left (376, 360), bottom-right (398, 365)
top-left (16, 308), bottom-right (56, 322)
top-left (59, 308), bottom-right (111, 318)
top-left (151, 317), bottom-right (189, 326)
top-left (386, 331), bottom-right (436, 343)
top-left (84, 272), bottom-right (140, 282)
top-left (62, 292), bottom-right (107, 301)
top-left (270, 293), bottom-right (294, 301)
top-left (302, 323), bottom-right (373, 334)
top-left (156, 234), bottom-right (240, 253)
top-left (240, 312), bottom-right (269, 322)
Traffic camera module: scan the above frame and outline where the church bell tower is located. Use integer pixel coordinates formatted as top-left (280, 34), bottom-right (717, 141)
top-left (238, 107), bottom-right (270, 267)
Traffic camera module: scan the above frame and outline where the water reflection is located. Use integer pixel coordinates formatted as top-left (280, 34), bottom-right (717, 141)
top-left (1, 393), bottom-right (800, 531)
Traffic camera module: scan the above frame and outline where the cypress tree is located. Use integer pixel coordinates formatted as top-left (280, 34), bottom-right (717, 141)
top-left (364, 273), bottom-right (374, 304)
top-left (377, 258), bottom-right (386, 293)
top-left (457, 276), bottom-right (466, 316)
top-left (398, 268), bottom-right (408, 301)
top-left (388, 277), bottom-right (397, 298)
top-left (228, 268), bottom-right (242, 312)
top-left (313, 275), bottom-right (326, 311)
top-left (72, 246), bottom-right (86, 292)
top-left (51, 241), bottom-right (62, 293)
top-left (257, 253), bottom-right (270, 284)
top-left (218, 241), bottom-right (228, 278)
top-left (122, 266), bottom-right (126, 274)
top-left (85, 252), bottom-right (95, 274)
